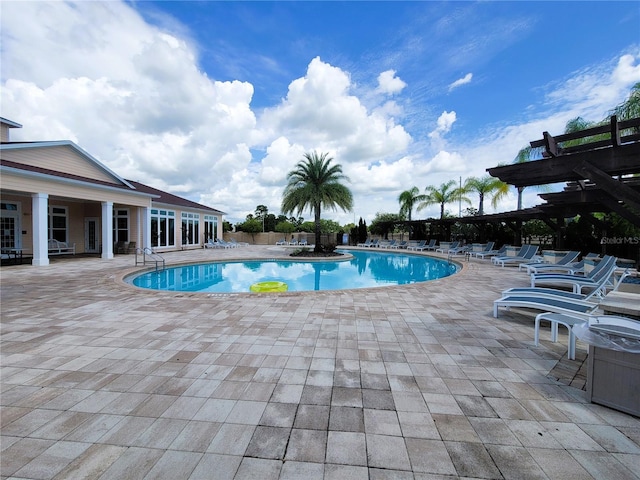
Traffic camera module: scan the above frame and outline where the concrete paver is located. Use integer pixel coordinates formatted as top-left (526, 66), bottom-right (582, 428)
top-left (2, 246), bottom-right (639, 479)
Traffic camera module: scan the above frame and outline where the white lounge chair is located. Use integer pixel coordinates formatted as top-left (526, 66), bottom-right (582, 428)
top-left (472, 244), bottom-right (509, 260)
top-left (436, 241), bottom-right (459, 254)
top-left (493, 292), bottom-right (599, 318)
top-left (524, 252), bottom-right (599, 275)
top-left (494, 258), bottom-right (628, 318)
top-left (520, 250), bottom-right (580, 273)
top-left (276, 238), bottom-right (287, 245)
top-left (215, 239), bottom-right (234, 248)
top-left (229, 239), bottom-right (249, 247)
top-left (467, 242), bottom-right (495, 258)
top-left (357, 238), bottom-right (372, 247)
top-left (423, 239), bottom-right (439, 251)
top-left (493, 245), bottom-right (539, 267)
top-left (531, 255), bottom-right (618, 294)
top-left (407, 240), bottom-right (427, 251)
top-left (448, 244), bottom-right (472, 255)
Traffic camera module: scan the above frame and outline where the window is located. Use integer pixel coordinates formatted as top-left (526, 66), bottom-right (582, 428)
top-left (204, 215), bottom-right (218, 243)
top-left (1, 202), bottom-right (21, 249)
top-left (151, 209), bottom-right (175, 248)
top-left (48, 206), bottom-right (68, 242)
top-left (181, 212), bottom-right (200, 246)
top-left (113, 209), bottom-right (129, 243)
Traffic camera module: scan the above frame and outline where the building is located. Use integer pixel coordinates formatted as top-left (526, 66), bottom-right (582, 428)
top-left (0, 118), bottom-right (225, 266)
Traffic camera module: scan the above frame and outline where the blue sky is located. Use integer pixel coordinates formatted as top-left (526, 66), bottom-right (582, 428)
top-left (2, 1), bottom-right (639, 224)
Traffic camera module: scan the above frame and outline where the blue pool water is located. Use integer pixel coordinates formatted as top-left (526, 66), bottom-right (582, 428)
top-left (127, 249), bottom-right (459, 293)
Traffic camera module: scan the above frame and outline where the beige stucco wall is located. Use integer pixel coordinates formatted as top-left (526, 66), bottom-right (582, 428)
top-left (3, 145), bottom-right (116, 183)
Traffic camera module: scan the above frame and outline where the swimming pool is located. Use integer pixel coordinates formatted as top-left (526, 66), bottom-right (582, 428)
top-left (127, 249), bottom-right (459, 293)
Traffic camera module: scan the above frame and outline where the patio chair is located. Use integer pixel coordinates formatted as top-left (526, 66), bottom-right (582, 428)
top-left (215, 239), bottom-right (234, 248)
top-left (396, 241), bottom-right (408, 249)
top-left (491, 245), bottom-right (528, 264)
top-left (493, 262), bottom-right (628, 318)
top-left (357, 238), bottom-right (372, 247)
top-left (493, 245), bottom-right (539, 267)
top-left (520, 250), bottom-right (580, 273)
top-left (467, 241), bottom-right (495, 258)
top-left (436, 241), bottom-right (459, 254)
top-left (229, 239), bottom-right (248, 247)
top-left (423, 239), bottom-right (439, 251)
top-left (407, 240), bottom-right (427, 251)
top-left (381, 240), bottom-right (397, 249)
top-left (531, 255), bottom-right (618, 294)
top-left (493, 291), bottom-right (599, 318)
top-left (276, 238), bottom-right (287, 245)
top-left (471, 244), bottom-right (509, 260)
top-left (299, 239), bottom-right (308, 246)
top-left (204, 239), bottom-right (219, 248)
top-left (524, 252), bottom-right (599, 275)
top-left (448, 244), bottom-right (472, 255)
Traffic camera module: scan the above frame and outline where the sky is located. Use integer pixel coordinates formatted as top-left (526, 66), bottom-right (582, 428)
top-left (1, 1), bottom-right (639, 226)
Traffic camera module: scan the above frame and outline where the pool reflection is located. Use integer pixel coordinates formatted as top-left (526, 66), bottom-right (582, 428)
top-left (128, 250), bottom-right (458, 293)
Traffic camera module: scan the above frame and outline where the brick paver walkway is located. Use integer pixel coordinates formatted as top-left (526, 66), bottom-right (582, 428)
top-left (1, 246), bottom-right (639, 479)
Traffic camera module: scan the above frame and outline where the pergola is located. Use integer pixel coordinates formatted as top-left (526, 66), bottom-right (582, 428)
top-left (487, 115), bottom-right (640, 226)
top-left (376, 116), bottom-right (640, 252)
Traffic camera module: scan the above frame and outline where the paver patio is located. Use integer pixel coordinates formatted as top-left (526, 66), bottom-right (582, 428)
top-left (1, 246), bottom-right (639, 479)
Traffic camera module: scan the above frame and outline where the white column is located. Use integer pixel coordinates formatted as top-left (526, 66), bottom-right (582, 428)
top-left (141, 206), bottom-right (151, 250)
top-left (31, 193), bottom-right (49, 266)
top-left (102, 201), bottom-right (113, 259)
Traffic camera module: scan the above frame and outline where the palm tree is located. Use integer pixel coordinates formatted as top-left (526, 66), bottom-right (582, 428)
top-left (398, 186), bottom-right (425, 221)
top-left (462, 175), bottom-right (509, 216)
top-left (417, 180), bottom-right (468, 220)
top-left (281, 151), bottom-right (353, 252)
top-left (610, 82), bottom-right (640, 130)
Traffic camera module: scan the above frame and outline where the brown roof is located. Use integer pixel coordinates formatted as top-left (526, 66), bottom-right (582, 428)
top-left (1, 159), bottom-right (225, 215)
top-left (126, 180), bottom-right (225, 215)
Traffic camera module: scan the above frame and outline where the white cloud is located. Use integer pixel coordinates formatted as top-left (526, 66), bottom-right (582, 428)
top-left (1, 0), bottom-right (258, 207)
top-left (257, 57), bottom-right (411, 165)
top-left (428, 110), bottom-right (457, 151)
top-left (448, 72), bottom-right (473, 91)
top-left (376, 70), bottom-right (407, 95)
top-left (1, 1), bottom-right (638, 226)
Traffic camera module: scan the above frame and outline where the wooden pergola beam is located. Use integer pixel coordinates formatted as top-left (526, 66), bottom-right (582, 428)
top-left (573, 161), bottom-right (640, 212)
top-left (487, 142), bottom-right (640, 188)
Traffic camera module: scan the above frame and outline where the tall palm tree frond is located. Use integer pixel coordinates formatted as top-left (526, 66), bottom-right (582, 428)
top-left (417, 180), bottom-right (469, 219)
top-left (462, 176), bottom-right (509, 216)
top-left (281, 151), bottom-right (353, 252)
top-left (398, 186), bottom-right (425, 221)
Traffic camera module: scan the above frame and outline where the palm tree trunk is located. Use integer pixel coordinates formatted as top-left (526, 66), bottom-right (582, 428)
top-left (314, 204), bottom-right (322, 253)
top-left (478, 193), bottom-right (484, 216)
